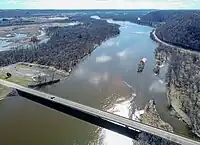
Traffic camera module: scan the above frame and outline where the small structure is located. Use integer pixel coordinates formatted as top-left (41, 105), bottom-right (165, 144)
top-left (32, 73), bottom-right (46, 83)
top-left (137, 57), bottom-right (147, 73)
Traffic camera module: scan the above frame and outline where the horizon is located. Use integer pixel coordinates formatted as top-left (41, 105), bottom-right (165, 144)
top-left (0, 0), bottom-right (199, 9)
top-left (0, 8), bottom-right (200, 11)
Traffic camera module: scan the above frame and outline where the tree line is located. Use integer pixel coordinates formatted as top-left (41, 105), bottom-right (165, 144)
top-left (0, 18), bottom-right (120, 72)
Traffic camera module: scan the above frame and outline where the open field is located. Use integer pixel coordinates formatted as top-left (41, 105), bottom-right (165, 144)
top-left (0, 62), bottom-right (67, 100)
top-left (0, 22), bottom-right (80, 51)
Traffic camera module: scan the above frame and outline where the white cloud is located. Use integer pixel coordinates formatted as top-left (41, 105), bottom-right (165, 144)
top-left (8, 0), bottom-right (17, 4)
top-left (21, 0), bottom-right (198, 9)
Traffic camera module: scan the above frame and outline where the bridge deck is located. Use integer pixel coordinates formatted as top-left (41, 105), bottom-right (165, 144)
top-left (0, 79), bottom-right (199, 145)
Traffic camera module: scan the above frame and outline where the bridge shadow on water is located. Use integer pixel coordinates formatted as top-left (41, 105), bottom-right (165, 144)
top-left (16, 89), bottom-right (181, 145)
top-left (16, 89), bottom-right (140, 139)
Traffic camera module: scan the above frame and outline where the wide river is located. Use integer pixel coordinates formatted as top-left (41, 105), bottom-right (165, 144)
top-left (0, 19), bottom-right (189, 145)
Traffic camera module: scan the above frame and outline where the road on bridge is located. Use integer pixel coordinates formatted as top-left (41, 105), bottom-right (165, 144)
top-left (0, 79), bottom-right (199, 145)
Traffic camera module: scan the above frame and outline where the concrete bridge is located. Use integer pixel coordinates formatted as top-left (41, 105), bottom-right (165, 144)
top-left (0, 79), bottom-right (199, 145)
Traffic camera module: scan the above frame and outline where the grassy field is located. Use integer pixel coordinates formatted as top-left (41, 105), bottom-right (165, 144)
top-left (0, 69), bottom-right (31, 101)
top-left (0, 84), bottom-right (10, 100)
top-left (16, 63), bottom-right (30, 68)
top-left (0, 74), bottom-right (30, 86)
top-left (0, 62), bottom-right (65, 101)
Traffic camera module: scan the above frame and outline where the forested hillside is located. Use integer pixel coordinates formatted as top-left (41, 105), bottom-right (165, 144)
top-left (97, 10), bottom-right (200, 51)
top-left (155, 11), bottom-right (200, 51)
top-left (0, 18), bottom-right (120, 72)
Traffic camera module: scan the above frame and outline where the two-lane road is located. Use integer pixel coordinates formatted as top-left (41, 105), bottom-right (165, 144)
top-left (0, 79), bottom-right (199, 145)
top-left (153, 30), bottom-right (200, 55)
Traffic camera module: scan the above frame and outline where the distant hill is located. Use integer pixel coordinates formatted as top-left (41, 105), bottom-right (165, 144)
top-left (98, 10), bottom-right (200, 51)
top-left (0, 9), bottom-right (153, 18)
top-left (110, 10), bottom-right (200, 52)
top-left (146, 10), bottom-right (200, 51)
top-left (2, 9), bottom-right (200, 51)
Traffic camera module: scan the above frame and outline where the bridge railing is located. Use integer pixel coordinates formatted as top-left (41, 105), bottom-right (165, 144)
top-left (0, 79), bottom-right (199, 145)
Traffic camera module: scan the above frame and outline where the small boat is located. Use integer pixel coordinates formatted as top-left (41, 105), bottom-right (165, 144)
top-left (137, 57), bottom-right (147, 73)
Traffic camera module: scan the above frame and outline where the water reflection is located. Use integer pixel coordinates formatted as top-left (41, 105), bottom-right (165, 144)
top-left (149, 79), bottom-right (166, 93)
top-left (116, 49), bottom-right (133, 60)
top-left (88, 72), bottom-right (109, 86)
top-left (96, 55), bottom-right (112, 63)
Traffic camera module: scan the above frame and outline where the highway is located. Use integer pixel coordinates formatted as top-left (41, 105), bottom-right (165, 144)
top-left (152, 30), bottom-right (174, 48)
top-left (0, 79), bottom-right (200, 145)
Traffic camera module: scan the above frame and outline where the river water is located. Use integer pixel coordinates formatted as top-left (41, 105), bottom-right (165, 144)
top-left (0, 19), bottom-right (189, 145)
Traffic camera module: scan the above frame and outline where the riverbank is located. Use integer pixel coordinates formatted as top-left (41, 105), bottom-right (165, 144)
top-left (0, 61), bottom-right (69, 100)
top-left (0, 85), bottom-right (10, 100)
top-left (0, 18), bottom-right (120, 71)
top-left (140, 100), bottom-right (173, 132)
top-left (152, 30), bottom-right (193, 125)
top-left (17, 62), bottom-right (70, 77)
top-left (151, 29), bottom-right (200, 139)
top-left (0, 17), bottom-right (120, 99)
top-left (0, 18), bottom-right (120, 101)
top-left (0, 75), bottom-right (30, 101)
top-left (137, 100), bottom-right (178, 145)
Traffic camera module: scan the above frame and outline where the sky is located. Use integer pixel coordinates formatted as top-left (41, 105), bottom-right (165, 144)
top-left (0, 0), bottom-right (199, 9)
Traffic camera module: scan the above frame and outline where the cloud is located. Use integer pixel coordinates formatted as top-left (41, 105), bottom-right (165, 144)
top-left (31, 0), bottom-right (198, 9)
top-left (8, 0), bottom-right (17, 4)
top-left (1, 0), bottom-right (199, 10)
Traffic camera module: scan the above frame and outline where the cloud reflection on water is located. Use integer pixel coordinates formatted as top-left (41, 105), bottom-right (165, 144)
top-left (74, 66), bottom-right (109, 86)
top-left (116, 49), bottom-right (130, 60)
top-left (149, 79), bottom-right (166, 93)
top-left (91, 15), bottom-right (101, 19)
top-left (96, 54), bottom-right (112, 63)
top-left (73, 66), bottom-right (88, 78)
top-left (88, 72), bottom-right (109, 86)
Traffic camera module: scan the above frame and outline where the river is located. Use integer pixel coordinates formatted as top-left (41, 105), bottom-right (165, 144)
top-left (0, 19), bottom-right (189, 145)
